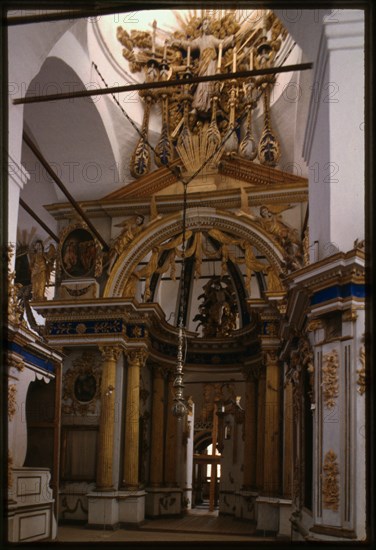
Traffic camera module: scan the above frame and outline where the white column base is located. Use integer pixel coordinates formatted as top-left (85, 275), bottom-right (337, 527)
top-left (277, 498), bottom-right (292, 538)
top-left (87, 492), bottom-right (119, 528)
top-left (118, 490), bottom-right (146, 524)
top-left (145, 487), bottom-right (182, 517)
top-left (219, 490), bottom-right (235, 515)
top-left (235, 490), bottom-right (258, 521)
top-left (256, 496), bottom-right (280, 534)
top-left (183, 487), bottom-right (193, 510)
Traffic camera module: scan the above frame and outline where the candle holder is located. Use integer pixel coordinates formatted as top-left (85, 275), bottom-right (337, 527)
top-left (223, 79), bottom-right (239, 156)
top-left (154, 60), bottom-right (174, 167)
top-left (239, 78), bottom-right (258, 161)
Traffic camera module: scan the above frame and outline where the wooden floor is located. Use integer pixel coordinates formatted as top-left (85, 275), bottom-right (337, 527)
top-left (140, 505), bottom-right (257, 536)
top-left (56, 504), bottom-right (278, 544)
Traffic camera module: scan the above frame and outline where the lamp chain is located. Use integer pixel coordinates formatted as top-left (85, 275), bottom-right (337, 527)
top-left (172, 182), bottom-right (188, 418)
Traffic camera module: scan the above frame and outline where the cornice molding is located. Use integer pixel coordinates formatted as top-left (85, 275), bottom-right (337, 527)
top-left (284, 249), bottom-right (365, 288)
top-left (323, 12), bottom-right (364, 51)
top-left (101, 155), bottom-right (308, 200)
top-left (45, 184), bottom-right (308, 220)
top-left (281, 247), bottom-right (365, 344)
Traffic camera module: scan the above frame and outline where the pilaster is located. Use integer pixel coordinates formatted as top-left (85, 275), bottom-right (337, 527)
top-left (242, 367), bottom-right (258, 490)
top-left (149, 366), bottom-right (166, 487)
top-left (263, 350), bottom-right (282, 496)
top-left (164, 370), bottom-right (178, 487)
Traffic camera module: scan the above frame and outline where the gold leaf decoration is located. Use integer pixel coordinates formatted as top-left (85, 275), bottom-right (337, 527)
top-left (322, 350), bottom-right (339, 409)
top-left (357, 345), bottom-right (365, 396)
top-left (8, 384), bottom-right (17, 421)
top-left (322, 450), bottom-right (339, 511)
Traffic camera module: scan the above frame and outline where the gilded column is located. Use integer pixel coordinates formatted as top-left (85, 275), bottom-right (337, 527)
top-left (96, 346), bottom-right (121, 490)
top-left (164, 371), bottom-right (177, 486)
top-left (263, 351), bottom-right (281, 495)
top-left (243, 368), bottom-right (258, 489)
top-left (123, 348), bottom-right (148, 489)
top-left (149, 366), bottom-right (166, 487)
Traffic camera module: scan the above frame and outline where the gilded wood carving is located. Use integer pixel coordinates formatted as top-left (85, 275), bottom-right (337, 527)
top-left (322, 350), bottom-right (339, 409)
top-left (357, 345), bottom-right (365, 396)
top-left (62, 352), bottom-right (102, 415)
top-left (322, 449), bottom-right (339, 511)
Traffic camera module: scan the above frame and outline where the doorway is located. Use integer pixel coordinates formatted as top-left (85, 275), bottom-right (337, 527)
top-left (193, 440), bottom-right (221, 512)
top-left (23, 376), bottom-right (60, 517)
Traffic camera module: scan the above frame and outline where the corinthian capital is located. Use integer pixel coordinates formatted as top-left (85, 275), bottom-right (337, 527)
top-left (99, 345), bottom-right (122, 362)
top-left (125, 348), bottom-right (148, 368)
top-left (263, 350), bottom-right (279, 366)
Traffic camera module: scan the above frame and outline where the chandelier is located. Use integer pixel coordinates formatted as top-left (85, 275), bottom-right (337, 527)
top-left (172, 181), bottom-right (188, 418)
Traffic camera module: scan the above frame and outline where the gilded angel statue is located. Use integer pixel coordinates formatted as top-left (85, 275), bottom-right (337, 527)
top-left (256, 204), bottom-right (299, 242)
top-left (107, 214), bottom-right (145, 275)
top-left (29, 240), bottom-right (56, 301)
top-left (168, 17), bottom-right (236, 113)
top-left (255, 204), bottom-right (304, 272)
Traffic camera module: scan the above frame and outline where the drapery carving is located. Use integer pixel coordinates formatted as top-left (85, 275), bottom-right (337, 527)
top-left (121, 226), bottom-right (284, 301)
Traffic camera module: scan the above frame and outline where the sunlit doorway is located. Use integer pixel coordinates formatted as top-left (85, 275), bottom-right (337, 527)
top-left (193, 441), bottom-right (221, 513)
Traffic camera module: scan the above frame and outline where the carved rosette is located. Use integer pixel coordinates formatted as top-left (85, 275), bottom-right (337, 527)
top-left (322, 450), bottom-right (339, 511)
top-left (322, 350), bottom-right (339, 409)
